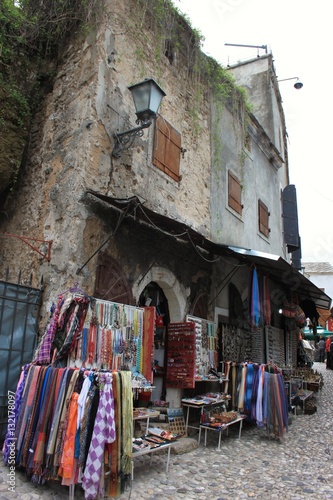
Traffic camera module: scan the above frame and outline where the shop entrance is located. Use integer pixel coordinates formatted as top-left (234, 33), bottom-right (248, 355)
top-left (139, 282), bottom-right (170, 401)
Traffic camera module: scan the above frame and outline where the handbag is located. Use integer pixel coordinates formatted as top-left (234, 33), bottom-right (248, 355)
top-left (155, 315), bottom-right (164, 327)
top-left (155, 306), bottom-right (164, 327)
top-left (294, 305), bottom-right (306, 327)
top-left (282, 301), bottom-right (297, 318)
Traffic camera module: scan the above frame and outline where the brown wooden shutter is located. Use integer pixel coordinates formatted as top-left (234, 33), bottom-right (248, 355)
top-left (228, 171), bottom-right (243, 215)
top-left (153, 116), bottom-right (181, 182)
top-left (94, 253), bottom-right (134, 305)
top-left (258, 199), bottom-right (270, 237)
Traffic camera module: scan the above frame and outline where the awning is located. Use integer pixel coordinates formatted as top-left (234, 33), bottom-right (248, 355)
top-left (85, 191), bottom-right (331, 310)
top-left (228, 246), bottom-right (331, 310)
top-left (303, 327), bottom-right (332, 341)
top-left (85, 191), bottom-right (235, 256)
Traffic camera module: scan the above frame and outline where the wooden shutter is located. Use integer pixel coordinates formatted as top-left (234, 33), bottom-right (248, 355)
top-left (94, 253), bottom-right (134, 305)
top-left (153, 116), bottom-right (181, 182)
top-left (228, 171), bottom-right (243, 215)
top-left (282, 184), bottom-right (300, 252)
top-left (258, 199), bottom-right (270, 237)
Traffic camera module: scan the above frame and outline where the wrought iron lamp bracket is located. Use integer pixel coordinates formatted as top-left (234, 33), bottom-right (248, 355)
top-left (112, 119), bottom-right (152, 158)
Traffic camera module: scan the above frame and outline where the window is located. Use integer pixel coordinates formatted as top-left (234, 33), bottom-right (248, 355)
top-left (228, 171), bottom-right (243, 215)
top-left (153, 116), bottom-right (181, 182)
top-left (258, 199), bottom-right (270, 237)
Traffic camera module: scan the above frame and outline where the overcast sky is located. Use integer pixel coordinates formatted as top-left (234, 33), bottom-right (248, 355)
top-left (174, 0), bottom-right (333, 265)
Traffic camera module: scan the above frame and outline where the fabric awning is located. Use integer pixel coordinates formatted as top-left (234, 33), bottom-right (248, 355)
top-left (228, 246), bottom-right (331, 310)
top-left (85, 191), bottom-right (332, 310)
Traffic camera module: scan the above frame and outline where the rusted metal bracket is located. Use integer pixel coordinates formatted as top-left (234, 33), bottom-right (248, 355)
top-left (4, 232), bottom-right (53, 262)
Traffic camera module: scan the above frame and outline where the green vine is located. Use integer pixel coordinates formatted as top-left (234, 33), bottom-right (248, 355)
top-left (0, 0), bottom-right (103, 194)
top-left (133, 0), bottom-right (251, 137)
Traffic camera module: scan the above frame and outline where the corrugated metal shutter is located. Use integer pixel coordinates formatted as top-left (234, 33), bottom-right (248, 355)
top-left (228, 171), bottom-right (243, 215)
top-left (282, 185), bottom-right (300, 252)
top-left (153, 116), bottom-right (181, 181)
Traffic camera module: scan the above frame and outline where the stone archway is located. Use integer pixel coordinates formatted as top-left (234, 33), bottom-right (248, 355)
top-left (133, 266), bottom-right (187, 323)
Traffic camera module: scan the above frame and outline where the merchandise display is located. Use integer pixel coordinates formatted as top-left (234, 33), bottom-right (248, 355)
top-left (2, 287), bottom-right (156, 499)
top-left (2, 365), bottom-right (133, 499)
top-left (222, 362), bottom-right (289, 438)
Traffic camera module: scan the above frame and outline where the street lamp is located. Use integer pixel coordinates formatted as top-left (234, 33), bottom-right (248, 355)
top-left (112, 78), bottom-right (166, 158)
top-left (277, 77), bottom-right (303, 89)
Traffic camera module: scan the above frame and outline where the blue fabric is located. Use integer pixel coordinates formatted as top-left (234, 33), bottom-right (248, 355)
top-left (251, 268), bottom-right (260, 326)
top-left (244, 363), bottom-right (254, 412)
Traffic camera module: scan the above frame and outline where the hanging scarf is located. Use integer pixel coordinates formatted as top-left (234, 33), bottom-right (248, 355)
top-left (82, 373), bottom-right (116, 500)
top-left (244, 363), bottom-right (254, 413)
top-left (262, 276), bottom-right (271, 325)
top-left (250, 268), bottom-right (260, 326)
top-left (142, 307), bottom-right (155, 382)
top-left (59, 392), bottom-right (80, 484)
top-left (119, 371), bottom-right (133, 487)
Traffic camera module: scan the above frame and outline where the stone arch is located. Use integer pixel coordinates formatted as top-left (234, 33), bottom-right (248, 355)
top-left (133, 266), bottom-right (187, 322)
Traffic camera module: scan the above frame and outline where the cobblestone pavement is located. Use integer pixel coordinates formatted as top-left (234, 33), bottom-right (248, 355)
top-left (1, 362), bottom-right (332, 500)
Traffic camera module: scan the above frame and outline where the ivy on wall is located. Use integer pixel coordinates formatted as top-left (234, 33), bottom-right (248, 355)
top-left (0, 0), bottom-right (103, 195)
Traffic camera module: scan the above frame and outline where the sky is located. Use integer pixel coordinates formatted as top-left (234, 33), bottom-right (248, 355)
top-left (174, 0), bottom-right (333, 264)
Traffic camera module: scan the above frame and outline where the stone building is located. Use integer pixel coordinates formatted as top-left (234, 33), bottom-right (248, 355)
top-left (0, 0), bottom-right (330, 408)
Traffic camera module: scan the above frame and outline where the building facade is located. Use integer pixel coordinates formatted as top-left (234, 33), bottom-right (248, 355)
top-left (0, 0), bottom-right (330, 406)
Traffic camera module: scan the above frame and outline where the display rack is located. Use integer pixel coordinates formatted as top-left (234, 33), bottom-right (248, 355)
top-left (166, 322), bottom-right (196, 388)
top-left (132, 441), bottom-right (173, 478)
top-left (181, 395), bottom-right (229, 435)
top-left (198, 415), bottom-right (246, 451)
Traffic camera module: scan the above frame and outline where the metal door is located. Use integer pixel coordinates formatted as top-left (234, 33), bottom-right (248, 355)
top-left (0, 276), bottom-right (42, 440)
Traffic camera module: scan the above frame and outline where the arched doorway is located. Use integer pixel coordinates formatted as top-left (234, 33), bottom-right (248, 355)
top-left (138, 281), bottom-right (170, 401)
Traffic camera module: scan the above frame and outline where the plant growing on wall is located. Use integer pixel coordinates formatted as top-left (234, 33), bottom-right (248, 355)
top-left (0, 0), bottom-right (104, 196)
top-left (133, 0), bottom-right (250, 137)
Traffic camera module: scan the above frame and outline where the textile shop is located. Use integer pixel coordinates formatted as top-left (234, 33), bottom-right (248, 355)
top-left (2, 287), bottom-right (157, 499)
top-left (2, 282), bottom-right (298, 499)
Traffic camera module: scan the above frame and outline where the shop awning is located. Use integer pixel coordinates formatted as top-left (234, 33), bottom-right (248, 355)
top-left (228, 246), bottom-right (331, 310)
top-left (303, 327), bottom-right (332, 341)
top-left (85, 191), bottom-right (331, 310)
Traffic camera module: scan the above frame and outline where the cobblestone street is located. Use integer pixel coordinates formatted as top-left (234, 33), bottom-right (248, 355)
top-left (1, 362), bottom-right (332, 500)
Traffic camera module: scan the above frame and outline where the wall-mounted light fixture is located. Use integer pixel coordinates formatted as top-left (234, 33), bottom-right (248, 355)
top-left (112, 78), bottom-right (166, 158)
top-left (277, 77), bottom-right (303, 89)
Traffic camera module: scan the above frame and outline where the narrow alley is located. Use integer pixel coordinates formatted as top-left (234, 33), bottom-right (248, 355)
top-left (1, 362), bottom-right (332, 500)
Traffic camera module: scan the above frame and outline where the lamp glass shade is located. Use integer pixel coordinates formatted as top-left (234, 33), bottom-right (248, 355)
top-left (128, 78), bottom-right (166, 122)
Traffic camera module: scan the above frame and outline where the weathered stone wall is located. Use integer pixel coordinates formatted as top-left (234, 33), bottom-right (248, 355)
top-left (0, 0), bottom-right (213, 317)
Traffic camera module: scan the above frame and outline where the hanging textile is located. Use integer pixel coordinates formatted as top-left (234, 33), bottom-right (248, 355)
top-left (82, 373), bottom-right (116, 500)
top-left (107, 371), bottom-right (133, 498)
top-left (33, 287), bottom-right (90, 365)
top-left (250, 268), bottom-right (260, 326)
top-left (262, 276), bottom-right (271, 325)
top-left (222, 361), bottom-right (288, 439)
top-left (3, 365), bottom-right (134, 499)
top-left (141, 306), bottom-right (155, 383)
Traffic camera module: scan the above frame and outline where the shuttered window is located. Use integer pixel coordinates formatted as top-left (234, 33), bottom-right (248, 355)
top-left (258, 199), bottom-right (270, 238)
top-left (228, 171), bottom-right (243, 215)
top-left (153, 116), bottom-right (181, 182)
